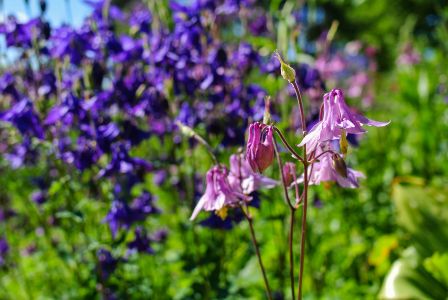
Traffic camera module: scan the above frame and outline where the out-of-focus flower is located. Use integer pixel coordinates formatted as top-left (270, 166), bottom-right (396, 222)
top-left (397, 43), bottom-right (421, 66)
top-left (228, 153), bottom-right (277, 195)
top-left (127, 227), bottom-right (154, 255)
top-left (246, 122), bottom-right (274, 173)
top-left (0, 238), bottom-right (9, 266)
top-left (298, 146), bottom-right (364, 188)
top-left (97, 248), bottom-right (118, 280)
top-left (0, 98), bottom-right (44, 139)
top-left (299, 88), bottom-right (389, 153)
top-left (104, 190), bottom-right (159, 237)
top-left (190, 165), bottom-right (248, 221)
top-left (0, 17), bottom-right (50, 49)
top-left (97, 144), bottom-right (152, 178)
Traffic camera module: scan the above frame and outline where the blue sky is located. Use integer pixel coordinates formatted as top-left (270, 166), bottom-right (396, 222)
top-left (1, 0), bottom-right (93, 26)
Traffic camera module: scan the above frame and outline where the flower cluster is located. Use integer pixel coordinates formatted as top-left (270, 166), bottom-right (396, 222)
top-left (190, 153), bottom-right (277, 220)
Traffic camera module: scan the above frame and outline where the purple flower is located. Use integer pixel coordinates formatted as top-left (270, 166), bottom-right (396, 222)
top-left (228, 153), bottom-right (277, 195)
top-left (299, 89), bottom-right (389, 154)
top-left (127, 227), bottom-right (154, 255)
top-left (307, 151), bottom-right (364, 188)
top-left (97, 248), bottom-right (118, 280)
top-left (104, 190), bottom-right (159, 237)
top-left (246, 122), bottom-right (275, 173)
top-left (296, 143), bottom-right (364, 188)
top-left (0, 238), bottom-right (9, 266)
top-left (190, 165), bottom-right (248, 221)
top-left (97, 144), bottom-right (152, 178)
top-left (0, 98), bottom-right (44, 139)
top-left (49, 26), bottom-right (91, 65)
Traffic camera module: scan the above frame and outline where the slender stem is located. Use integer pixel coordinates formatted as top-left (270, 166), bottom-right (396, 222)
top-left (290, 79), bottom-right (309, 300)
top-left (292, 167), bottom-right (301, 207)
top-left (308, 150), bottom-right (335, 164)
top-left (297, 154), bottom-right (308, 300)
top-left (273, 139), bottom-right (294, 209)
top-left (289, 209), bottom-right (296, 300)
top-left (241, 206), bottom-right (273, 300)
top-left (291, 81), bottom-right (307, 135)
top-left (273, 127), bottom-right (305, 164)
top-left (273, 139), bottom-right (296, 298)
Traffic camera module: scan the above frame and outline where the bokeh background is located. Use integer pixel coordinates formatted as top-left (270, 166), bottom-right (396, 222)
top-left (0, 0), bottom-right (447, 299)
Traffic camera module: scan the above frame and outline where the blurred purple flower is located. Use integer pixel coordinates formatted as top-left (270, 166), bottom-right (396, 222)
top-left (127, 227), bottom-right (154, 255)
top-left (228, 153), bottom-right (277, 195)
top-left (190, 165), bottom-right (248, 221)
top-left (0, 238), bottom-right (9, 266)
top-left (97, 248), bottom-right (118, 280)
top-left (0, 98), bottom-right (44, 139)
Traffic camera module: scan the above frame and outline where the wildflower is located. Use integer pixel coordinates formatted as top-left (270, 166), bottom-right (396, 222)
top-left (306, 147), bottom-right (364, 188)
top-left (246, 122), bottom-right (275, 173)
top-left (299, 88), bottom-right (389, 153)
top-left (0, 98), bottom-right (44, 139)
top-left (228, 153), bottom-right (277, 195)
top-left (190, 166), bottom-right (248, 221)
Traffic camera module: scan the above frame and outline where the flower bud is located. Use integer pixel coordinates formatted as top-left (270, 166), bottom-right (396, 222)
top-left (282, 162), bottom-right (296, 186)
top-left (331, 153), bottom-right (348, 178)
top-left (275, 51), bottom-right (296, 83)
top-left (246, 122), bottom-right (274, 173)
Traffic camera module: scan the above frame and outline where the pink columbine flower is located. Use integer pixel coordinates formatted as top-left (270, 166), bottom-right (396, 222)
top-left (246, 122), bottom-right (275, 173)
top-left (228, 154), bottom-right (278, 195)
top-left (190, 166), bottom-right (248, 221)
top-left (299, 88), bottom-right (389, 154)
top-left (296, 146), bottom-right (364, 188)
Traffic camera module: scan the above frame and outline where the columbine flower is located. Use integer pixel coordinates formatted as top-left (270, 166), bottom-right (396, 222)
top-left (304, 146), bottom-right (364, 188)
top-left (190, 166), bottom-right (248, 221)
top-left (228, 153), bottom-right (277, 195)
top-left (246, 122), bottom-right (274, 173)
top-left (299, 88), bottom-right (389, 154)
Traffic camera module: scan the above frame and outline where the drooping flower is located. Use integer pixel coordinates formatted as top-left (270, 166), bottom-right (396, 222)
top-left (190, 165), bottom-right (248, 221)
top-left (246, 122), bottom-right (275, 173)
top-left (299, 88), bottom-right (389, 154)
top-left (301, 145), bottom-right (364, 188)
top-left (228, 153), bottom-right (277, 195)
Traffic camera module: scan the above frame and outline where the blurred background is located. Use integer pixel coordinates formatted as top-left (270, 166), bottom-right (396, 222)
top-left (0, 0), bottom-right (447, 299)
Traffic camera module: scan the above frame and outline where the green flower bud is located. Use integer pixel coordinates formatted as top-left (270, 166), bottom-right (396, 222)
top-left (275, 51), bottom-right (296, 83)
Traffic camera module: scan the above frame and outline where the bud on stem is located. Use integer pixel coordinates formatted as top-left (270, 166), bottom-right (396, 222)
top-left (274, 50), bottom-right (296, 83)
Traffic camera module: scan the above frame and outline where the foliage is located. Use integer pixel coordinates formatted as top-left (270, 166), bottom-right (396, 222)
top-left (0, 0), bottom-right (447, 299)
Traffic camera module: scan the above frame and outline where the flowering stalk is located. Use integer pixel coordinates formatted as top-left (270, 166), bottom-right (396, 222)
top-left (273, 139), bottom-right (295, 299)
top-left (289, 78), bottom-right (309, 300)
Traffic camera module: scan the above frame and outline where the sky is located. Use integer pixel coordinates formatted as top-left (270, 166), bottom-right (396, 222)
top-left (1, 0), bottom-right (93, 26)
